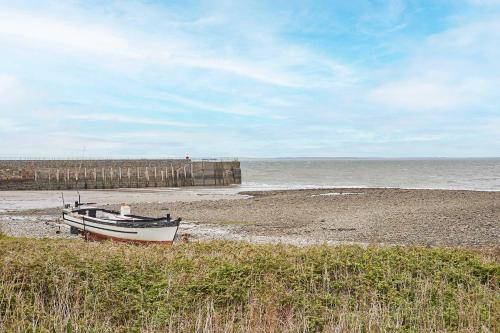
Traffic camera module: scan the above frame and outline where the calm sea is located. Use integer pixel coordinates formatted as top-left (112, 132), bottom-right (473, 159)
top-left (239, 158), bottom-right (500, 191)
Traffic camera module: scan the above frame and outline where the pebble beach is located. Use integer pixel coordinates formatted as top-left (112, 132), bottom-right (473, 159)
top-left (1, 187), bottom-right (498, 248)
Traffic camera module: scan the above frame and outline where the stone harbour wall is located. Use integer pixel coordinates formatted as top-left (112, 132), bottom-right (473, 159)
top-left (0, 159), bottom-right (241, 190)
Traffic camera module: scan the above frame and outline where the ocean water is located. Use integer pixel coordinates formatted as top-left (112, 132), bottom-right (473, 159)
top-left (239, 158), bottom-right (500, 191)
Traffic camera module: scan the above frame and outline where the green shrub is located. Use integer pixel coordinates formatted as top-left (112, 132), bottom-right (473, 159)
top-left (0, 238), bottom-right (498, 332)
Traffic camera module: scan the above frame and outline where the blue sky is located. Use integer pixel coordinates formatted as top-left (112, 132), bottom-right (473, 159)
top-left (0, 0), bottom-right (499, 158)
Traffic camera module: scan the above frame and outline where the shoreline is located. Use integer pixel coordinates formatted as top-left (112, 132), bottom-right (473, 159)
top-left (1, 187), bottom-right (498, 249)
top-left (0, 184), bottom-right (499, 212)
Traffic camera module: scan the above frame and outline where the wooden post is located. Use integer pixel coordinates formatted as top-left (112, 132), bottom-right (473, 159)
top-left (137, 167), bottom-right (140, 188)
top-left (56, 169), bottom-right (59, 182)
top-left (83, 167), bottom-right (86, 188)
top-left (183, 165), bottom-right (187, 186)
top-left (214, 162), bottom-right (217, 185)
top-left (102, 168), bottom-right (105, 183)
top-left (166, 167), bottom-right (169, 186)
top-left (190, 163), bottom-right (194, 186)
top-left (161, 170), bottom-right (164, 182)
top-left (34, 170), bottom-right (37, 182)
top-left (202, 161), bottom-right (205, 186)
top-left (94, 168), bottom-right (97, 182)
top-left (170, 164), bottom-right (174, 186)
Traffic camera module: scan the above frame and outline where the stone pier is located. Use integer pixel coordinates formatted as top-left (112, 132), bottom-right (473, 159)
top-left (0, 159), bottom-right (241, 190)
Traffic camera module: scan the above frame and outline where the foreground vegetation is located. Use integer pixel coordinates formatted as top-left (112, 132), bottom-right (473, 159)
top-left (0, 233), bottom-right (498, 332)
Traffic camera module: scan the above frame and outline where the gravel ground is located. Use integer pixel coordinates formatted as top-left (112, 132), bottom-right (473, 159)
top-left (1, 188), bottom-right (499, 248)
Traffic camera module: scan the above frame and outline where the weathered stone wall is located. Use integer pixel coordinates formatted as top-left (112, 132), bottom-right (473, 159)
top-left (0, 159), bottom-right (241, 190)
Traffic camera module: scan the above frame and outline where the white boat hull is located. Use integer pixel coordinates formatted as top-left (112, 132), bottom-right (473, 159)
top-left (63, 213), bottom-right (179, 243)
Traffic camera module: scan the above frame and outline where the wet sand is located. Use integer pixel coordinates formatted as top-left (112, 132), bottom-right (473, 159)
top-left (1, 188), bottom-right (498, 248)
top-left (0, 187), bottom-right (246, 211)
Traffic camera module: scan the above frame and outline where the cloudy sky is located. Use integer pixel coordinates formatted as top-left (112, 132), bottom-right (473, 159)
top-left (0, 0), bottom-right (499, 158)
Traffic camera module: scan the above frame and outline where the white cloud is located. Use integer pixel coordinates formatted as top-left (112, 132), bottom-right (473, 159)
top-left (368, 76), bottom-right (491, 111)
top-left (0, 117), bottom-right (25, 132)
top-left (0, 11), bottom-right (145, 59)
top-left (176, 57), bottom-right (300, 88)
top-left (155, 92), bottom-right (266, 117)
top-left (0, 9), bottom-right (354, 89)
top-left (426, 19), bottom-right (500, 57)
top-left (0, 75), bottom-right (26, 108)
top-left (468, 0), bottom-right (500, 6)
top-left (0, 132), bottom-right (126, 156)
top-left (66, 113), bottom-right (204, 128)
top-left (0, 75), bottom-right (18, 94)
top-left (335, 128), bottom-right (376, 141)
top-left (356, 0), bottom-right (408, 36)
top-left (398, 134), bottom-right (450, 142)
top-left (367, 18), bottom-right (500, 112)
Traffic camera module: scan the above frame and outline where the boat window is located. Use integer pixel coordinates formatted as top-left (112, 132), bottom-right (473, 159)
top-left (88, 210), bottom-right (97, 218)
top-left (78, 210), bottom-right (86, 215)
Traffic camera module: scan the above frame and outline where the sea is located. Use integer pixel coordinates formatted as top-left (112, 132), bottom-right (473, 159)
top-left (238, 158), bottom-right (500, 191)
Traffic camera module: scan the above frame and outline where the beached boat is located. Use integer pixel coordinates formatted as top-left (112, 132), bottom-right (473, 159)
top-left (62, 200), bottom-right (181, 244)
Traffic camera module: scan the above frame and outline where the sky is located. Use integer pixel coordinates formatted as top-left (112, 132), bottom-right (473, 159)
top-left (0, 0), bottom-right (499, 158)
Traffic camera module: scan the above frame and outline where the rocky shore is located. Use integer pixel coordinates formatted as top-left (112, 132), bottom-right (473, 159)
top-left (1, 188), bottom-right (499, 248)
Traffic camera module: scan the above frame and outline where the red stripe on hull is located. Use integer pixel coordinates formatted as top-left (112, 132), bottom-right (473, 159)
top-left (82, 230), bottom-right (174, 244)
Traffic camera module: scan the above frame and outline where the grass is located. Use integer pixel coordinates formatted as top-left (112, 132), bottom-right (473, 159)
top-left (0, 235), bottom-right (498, 332)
